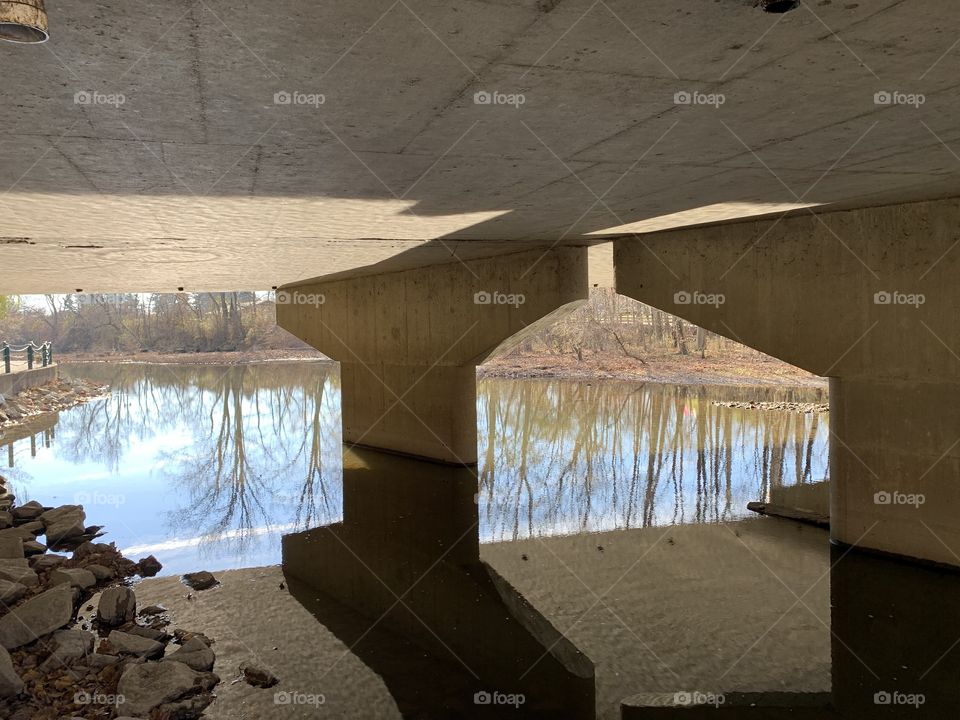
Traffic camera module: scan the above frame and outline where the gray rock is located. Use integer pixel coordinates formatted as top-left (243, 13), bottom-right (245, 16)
top-left (137, 555), bottom-right (162, 577)
top-left (98, 586), bottom-right (137, 626)
top-left (86, 563), bottom-right (114, 581)
top-left (40, 628), bottom-right (95, 670)
top-left (240, 661), bottom-right (278, 688)
top-left (17, 521), bottom-right (44, 535)
top-left (0, 526), bottom-right (37, 542)
top-left (49, 567), bottom-right (97, 590)
top-left (10, 501), bottom-right (43, 521)
top-left (117, 660), bottom-right (210, 715)
top-left (106, 630), bottom-right (164, 659)
top-left (21, 539), bottom-right (46, 556)
top-left (181, 571), bottom-right (218, 591)
top-left (85, 652), bottom-right (122, 669)
top-left (0, 585), bottom-right (74, 649)
top-left (40, 505), bottom-right (86, 543)
top-left (0, 645), bottom-right (23, 698)
top-left (0, 537), bottom-right (23, 559)
top-left (0, 560), bottom-right (38, 588)
top-left (164, 637), bottom-right (215, 672)
top-left (0, 511), bottom-right (11, 529)
top-left (0, 578), bottom-right (28, 606)
top-left (29, 553), bottom-right (67, 572)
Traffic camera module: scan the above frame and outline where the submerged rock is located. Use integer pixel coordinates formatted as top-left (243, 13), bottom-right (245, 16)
top-left (181, 571), bottom-right (218, 591)
top-left (240, 661), bottom-right (278, 688)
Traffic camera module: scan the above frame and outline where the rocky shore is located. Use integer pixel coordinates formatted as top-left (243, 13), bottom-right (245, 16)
top-left (0, 478), bottom-right (222, 720)
top-left (0, 379), bottom-right (109, 430)
top-left (710, 400), bottom-right (829, 413)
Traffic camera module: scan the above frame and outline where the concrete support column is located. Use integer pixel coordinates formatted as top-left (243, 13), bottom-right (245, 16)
top-left (614, 196), bottom-right (960, 567)
top-left (278, 246), bottom-right (609, 464)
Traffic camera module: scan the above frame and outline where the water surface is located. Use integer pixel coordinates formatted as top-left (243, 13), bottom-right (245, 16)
top-left (0, 363), bottom-right (828, 574)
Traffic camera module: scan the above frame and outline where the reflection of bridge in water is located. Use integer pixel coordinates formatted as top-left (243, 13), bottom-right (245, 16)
top-left (0, 413), bottom-right (57, 468)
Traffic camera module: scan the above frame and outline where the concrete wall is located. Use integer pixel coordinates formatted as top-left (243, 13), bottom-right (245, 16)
top-left (615, 197), bottom-right (960, 567)
top-left (0, 365), bottom-right (57, 398)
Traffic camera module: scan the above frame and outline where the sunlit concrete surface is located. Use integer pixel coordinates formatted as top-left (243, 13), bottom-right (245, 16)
top-left (3, 1), bottom-right (960, 291)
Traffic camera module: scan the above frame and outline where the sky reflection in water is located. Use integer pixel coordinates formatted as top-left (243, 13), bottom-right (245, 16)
top-left (0, 363), bottom-right (828, 575)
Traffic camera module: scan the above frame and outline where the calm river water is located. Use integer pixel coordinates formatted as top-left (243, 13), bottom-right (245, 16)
top-left (0, 362), bottom-right (828, 574)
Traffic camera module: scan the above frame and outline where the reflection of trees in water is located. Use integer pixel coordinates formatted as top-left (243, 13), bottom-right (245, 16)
top-left (477, 380), bottom-right (829, 541)
top-left (54, 363), bottom-right (342, 556)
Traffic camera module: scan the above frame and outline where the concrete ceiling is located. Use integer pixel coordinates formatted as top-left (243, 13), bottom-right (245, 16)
top-left (2, 0), bottom-right (959, 292)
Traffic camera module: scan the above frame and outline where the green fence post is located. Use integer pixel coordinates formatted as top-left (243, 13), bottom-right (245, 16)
top-left (27, 345), bottom-right (33, 370)
top-left (2, 344), bottom-right (9, 374)
top-left (48, 343), bottom-right (53, 366)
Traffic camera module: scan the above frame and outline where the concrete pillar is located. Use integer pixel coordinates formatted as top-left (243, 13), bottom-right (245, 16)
top-left (277, 246), bottom-right (610, 464)
top-left (614, 196), bottom-right (960, 568)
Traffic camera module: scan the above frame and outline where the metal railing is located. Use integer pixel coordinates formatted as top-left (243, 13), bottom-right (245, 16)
top-left (2, 342), bottom-right (53, 373)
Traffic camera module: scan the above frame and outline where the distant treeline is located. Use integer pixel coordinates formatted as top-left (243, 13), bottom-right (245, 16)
top-left (0, 292), bottom-right (305, 354)
top-left (0, 288), bottom-right (734, 359)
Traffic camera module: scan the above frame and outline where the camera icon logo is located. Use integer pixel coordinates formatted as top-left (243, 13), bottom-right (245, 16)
top-left (474, 90), bottom-right (492, 105)
top-left (274, 90), bottom-right (292, 105)
top-left (274, 691), bottom-right (291, 705)
top-left (673, 291), bottom-right (692, 305)
top-left (873, 291), bottom-right (891, 305)
top-left (874, 491), bottom-right (891, 505)
top-left (275, 291), bottom-right (292, 305)
top-left (74, 90), bottom-right (93, 105)
top-left (874, 91), bottom-right (892, 105)
top-left (474, 691), bottom-right (492, 705)
top-left (474, 291), bottom-right (492, 305)
top-left (874, 691), bottom-right (892, 705)
top-left (674, 91), bottom-right (692, 105)
top-left (674, 691), bottom-right (692, 706)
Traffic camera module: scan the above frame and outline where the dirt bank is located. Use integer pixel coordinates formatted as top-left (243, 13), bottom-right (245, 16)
top-left (478, 350), bottom-right (826, 388)
top-left (59, 349), bottom-right (327, 366)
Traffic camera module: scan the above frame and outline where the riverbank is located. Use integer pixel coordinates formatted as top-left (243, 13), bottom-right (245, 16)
top-left (478, 349), bottom-right (826, 388)
top-left (61, 348), bottom-right (825, 388)
top-left (59, 349), bottom-right (327, 366)
top-left (0, 379), bottom-right (109, 431)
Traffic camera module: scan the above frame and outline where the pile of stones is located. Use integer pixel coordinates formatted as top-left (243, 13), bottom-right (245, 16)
top-left (0, 489), bottom-right (221, 719)
top-left (0, 379), bottom-right (109, 429)
top-left (711, 400), bottom-right (829, 413)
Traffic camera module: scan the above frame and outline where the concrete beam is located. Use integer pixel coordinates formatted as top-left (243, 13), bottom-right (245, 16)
top-left (278, 246), bottom-right (611, 464)
top-left (614, 197), bottom-right (960, 567)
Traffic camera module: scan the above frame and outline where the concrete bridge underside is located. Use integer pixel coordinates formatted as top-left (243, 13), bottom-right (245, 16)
top-left (3, 1), bottom-right (960, 717)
